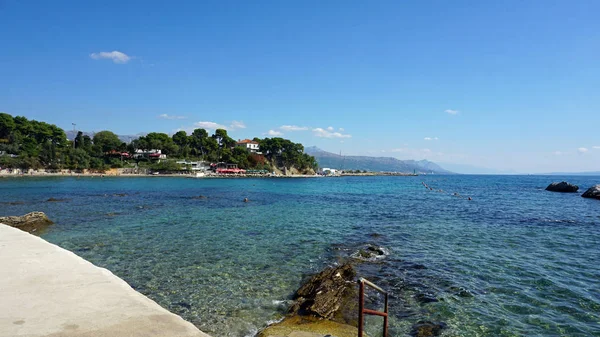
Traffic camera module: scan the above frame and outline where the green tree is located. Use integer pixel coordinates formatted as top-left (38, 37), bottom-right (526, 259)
top-left (74, 131), bottom-right (84, 149)
top-left (82, 135), bottom-right (93, 153)
top-left (213, 129), bottom-right (236, 150)
top-left (190, 128), bottom-right (209, 157)
top-left (93, 131), bottom-right (121, 153)
top-left (142, 132), bottom-right (179, 155)
top-left (66, 148), bottom-right (91, 170)
top-left (0, 113), bottom-right (15, 139)
top-left (172, 131), bottom-right (188, 148)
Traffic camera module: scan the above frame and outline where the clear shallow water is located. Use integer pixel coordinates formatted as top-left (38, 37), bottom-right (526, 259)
top-left (1, 175), bottom-right (599, 336)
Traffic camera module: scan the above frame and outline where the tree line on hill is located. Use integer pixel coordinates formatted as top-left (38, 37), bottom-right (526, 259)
top-left (0, 112), bottom-right (317, 172)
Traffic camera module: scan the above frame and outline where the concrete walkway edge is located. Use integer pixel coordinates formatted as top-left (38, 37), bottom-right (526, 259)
top-left (0, 224), bottom-right (212, 337)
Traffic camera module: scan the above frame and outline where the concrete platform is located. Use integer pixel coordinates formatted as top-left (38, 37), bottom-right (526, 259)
top-left (0, 224), bottom-right (212, 337)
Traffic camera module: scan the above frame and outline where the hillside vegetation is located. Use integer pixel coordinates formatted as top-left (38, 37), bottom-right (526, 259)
top-left (0, 112), bottom-right (317, 173)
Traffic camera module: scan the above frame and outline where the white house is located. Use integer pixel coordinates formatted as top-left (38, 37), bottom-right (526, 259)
top-left (175, 160), bottom-right (211, 171)
top-left (319, 168), bottom-right (338, 175)
top-left (133, 149), bottom-right (166, 160)
top-left (235, 139), bottom-right (260, 153)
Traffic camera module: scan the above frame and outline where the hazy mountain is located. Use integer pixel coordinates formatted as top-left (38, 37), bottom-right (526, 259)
top-left (66, 130), bottom-right (144, 143)
top-left (437, 162), bottom-right (519, 175)
top-left (538, 171), bottom-right (600, 176)
top-left (305, 146), bottom-right (453, 174)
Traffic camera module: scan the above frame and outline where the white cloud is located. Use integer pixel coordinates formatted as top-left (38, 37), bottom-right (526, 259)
top-left (578, 147), bottom-right (589, 154)
top-left (424, 137), bottom-right (439, 141)
top-left (191, 120), bottom-right (247, 131)
top-left (229, 120), bottom-right (246, 130)
top-left (593, 146), bottom-right (600, 149)
top-left (194, 121), bottom-right (228, 130)
top-left (445, 109), bottom-right (459, 115)
top-left (267, 130), bottom-right (283, 136)
top-left (339, 128), bottom-right (345, 131)
top-left (312, 128), bottom-right (352, 139)
top-left (280, 125), bottom-right (309, 131)
top-left (327, 126), bottom-right (334, 131)
top-left (553, 151), bottom-right (563, 156)
top-left (158, 114), bottom-right (186, 120)
top-left (90, 51), bottom-right (131, 64)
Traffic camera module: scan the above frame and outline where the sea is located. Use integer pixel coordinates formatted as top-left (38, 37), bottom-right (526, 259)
top-left (1, 175), bottom-right (599, 337)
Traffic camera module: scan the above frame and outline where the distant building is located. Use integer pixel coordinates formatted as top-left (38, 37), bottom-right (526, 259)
top-left (319, 168), bottom-right (337, 175)
top-left (235, 139), bottom-right (260, 153)
top-left (211, 162), bottom-right (246, 174)
top-left (175, 160), bottom-right (210, 171)
top-left (133, 149), bottom-right (166, 160)
top-left (105, 150), bottom-right (130, 158)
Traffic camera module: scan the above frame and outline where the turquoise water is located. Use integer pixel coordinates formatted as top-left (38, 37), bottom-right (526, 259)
top-left (1, 175), bottom-right (599, 336)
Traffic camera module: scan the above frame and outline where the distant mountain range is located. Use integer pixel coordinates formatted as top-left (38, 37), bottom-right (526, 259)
top-left (539, 171), bottom-right (600, 176)
top-left (304, 146), bottom-right (453, 174)
top-left (66, 130), bottom-right (143, 143)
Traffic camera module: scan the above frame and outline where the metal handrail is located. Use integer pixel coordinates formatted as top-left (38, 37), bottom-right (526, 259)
top-left (358, 277), bottom-right (388, 337)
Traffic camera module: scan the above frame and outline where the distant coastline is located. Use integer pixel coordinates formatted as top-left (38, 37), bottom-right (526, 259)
top-left (0, 168), bottom-right (419, 179)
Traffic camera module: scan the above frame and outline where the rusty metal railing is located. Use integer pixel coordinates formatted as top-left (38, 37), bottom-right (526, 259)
top-left (358, 277), bottom-right (388, 337)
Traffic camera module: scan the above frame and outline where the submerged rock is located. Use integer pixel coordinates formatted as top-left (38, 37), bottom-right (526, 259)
top-left (582, 185), bottom-right (600, 200)
top-left (415, 293), bottom-right (439, 304)
top-left (260, 264), bottom-right (360, 337)
top-left (546, 181), bottom-right (579, 193)
top-left (0, 201), bottom-right (25, 205)
top-left (47, 197), bottom-right (68, 202)
top-left (351, 244), bottom-right (390, 262)
top-left (0, 211), bottom-right (53, 234)
top-left (289, 264), bottom-right (359, 326)
top-left (410, 321), bottom-right (447, 337)
top-left (257, 315), bottom-right (358, 337)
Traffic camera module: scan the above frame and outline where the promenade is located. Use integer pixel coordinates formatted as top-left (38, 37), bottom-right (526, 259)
top-left (0, 224), bottom-right (211, 337)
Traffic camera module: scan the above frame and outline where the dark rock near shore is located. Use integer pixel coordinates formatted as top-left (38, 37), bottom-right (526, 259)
top-left (47, 197), bottom-right (68, 202)
top-left (289, 264), bottom-right (359, 326)
top-left (582, 185), bottom-right (600, 200)
top-left (1, 201), bottom-right (25, 205)
top-left (415, 293), bottom-right (439, 304)
top-left (351, 244), bottom-right (390, 261)
top-left (410, 321), bottom-right (447, 337)
top-left (546, 181), bottom-right (579, 193)
top-left (0, 211), bottom-right (53, 234)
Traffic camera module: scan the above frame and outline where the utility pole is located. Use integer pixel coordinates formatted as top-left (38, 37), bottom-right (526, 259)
top-left (72, 123), bottom-right (76, 149)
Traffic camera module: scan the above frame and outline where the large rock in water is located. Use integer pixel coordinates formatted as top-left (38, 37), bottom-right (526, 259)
top-left (289, 264), bottom-right (359, 326)
top-left (546, 181), bottom-right (579, 193)
top-left (0, 212), bottom-right (53, 233)
top-left (258, 264), bottom-right (360, 337)
top-left (582, 185), bottom-right (600, 200)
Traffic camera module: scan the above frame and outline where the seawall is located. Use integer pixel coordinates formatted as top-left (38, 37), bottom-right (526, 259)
top-left (0, 224), bottom-right (212, 337)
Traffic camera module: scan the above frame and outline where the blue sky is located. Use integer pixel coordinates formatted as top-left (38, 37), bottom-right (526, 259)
top-left (1, 0), bottom-right (599, 173)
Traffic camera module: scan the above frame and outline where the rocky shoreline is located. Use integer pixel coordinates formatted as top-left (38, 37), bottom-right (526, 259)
top-left (258, 243), bottom-right (447, 337)
top-left (0, 211), bottom-right (53, 234)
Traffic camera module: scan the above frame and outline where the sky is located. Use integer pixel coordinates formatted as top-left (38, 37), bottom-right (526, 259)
top-left (1, 0), bottom-right (599, 173)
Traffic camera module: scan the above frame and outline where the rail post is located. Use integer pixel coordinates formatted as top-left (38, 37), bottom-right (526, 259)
top-left (357, 278), bottom-right (388, 337)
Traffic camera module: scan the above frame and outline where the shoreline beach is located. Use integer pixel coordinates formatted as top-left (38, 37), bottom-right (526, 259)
top-left (0, 169), bottom-right (418, 179)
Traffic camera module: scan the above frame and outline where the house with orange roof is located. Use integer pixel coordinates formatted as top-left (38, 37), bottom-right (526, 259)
top-left (236, 139), bottom-right (260, 153)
